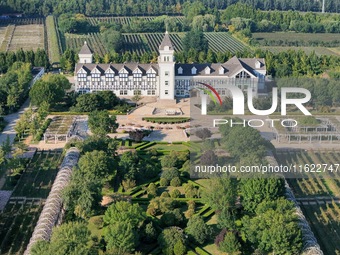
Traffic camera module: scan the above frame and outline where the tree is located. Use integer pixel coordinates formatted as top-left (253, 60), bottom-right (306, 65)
top-left (29, 74), bottom-right (70, 108)
top-left (142, 222), bottom-right (158, 243)
top-left (186, 215), bottom-right (211, 245)
top-left (30, 222), bottom-right (92, 255)
top-left (174, 240), bottom-right (186, 255)
top-left (170, 177), bottom-right (181, 187)
top-left (201, 178), bottom-right (236, 211)
top-left (161, 167), bottom-right (180, 181)
top-left (88, 110), bottom-right (118, 136)
top-left (200, 150), bottom-right (218, 165)
top-left (239, 177), bottom-right (285, 213)
top-left (182, 30), bottom-right (208, 53)
top-left (242, 198), bottom-right (302, 254)
top-left (104, 201), bottom-right (146, 228)
top-left (147, 183), bottom-right (157, 198)
top-left (101, 29), bottom-right (124, 52)
top-left (170, 188), bottom-right (181, 198)
top-left (218, 231), bottom-right (241, 254)
top-left (158, 227), bottom-right (186, 255)
top-left (128, 129), bottom-right (151, 142)
top-left (195, 128), bottom-right (212, 140)
top-left (78, 150), bottom-right (114, 183)
top-left (104, 221), bottom-right (138, 253)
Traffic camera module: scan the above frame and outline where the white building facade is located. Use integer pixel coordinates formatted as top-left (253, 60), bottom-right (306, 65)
top-left (74, 32), bottom-right (266, 99)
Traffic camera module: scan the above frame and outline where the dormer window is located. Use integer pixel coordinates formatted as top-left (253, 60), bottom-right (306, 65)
top-left (255, 60), bottom-right (261, 69)
top-left (178, 67), bottom-right (183, 75)
top-left (205, 67), bottom-right (211, 75)
top-left (219, 66), bottom-right (224, 75)
top-left (105, 73), bottom-right (114, 81)
top-left (191, 67), bottom-right (197, 75)
top-left (91, 73), bottom-right (100, 81)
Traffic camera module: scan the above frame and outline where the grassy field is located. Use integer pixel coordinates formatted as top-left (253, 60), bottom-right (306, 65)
top-left (64, 32), bottom-right (247, 57)
top-left (46, 15), bottom-right (62, 63)
top-left (0, 20), bottom-right (45, 52)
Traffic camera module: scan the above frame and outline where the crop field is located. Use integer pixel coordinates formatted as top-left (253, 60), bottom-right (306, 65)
top-left (87, 16), bottom-right (184, 26)
top-left (0, 200), bottom-right (43, 255)
top-left (276, 150), bottom-right (340, 197)
top-left (65, 32), bottom-right (246, 57)
top-left (0, 150), bottom-right (63, 255)
top-left (261, 46), bottom-right (340, 56)
top-left (253, 32), bottom-right (340, 44)
top-left (0, 18), bottom-right (45, 52)
top-left (300, 202), bottom-right (340, 255)
top-left (276, 150), bottom-right (340, 254)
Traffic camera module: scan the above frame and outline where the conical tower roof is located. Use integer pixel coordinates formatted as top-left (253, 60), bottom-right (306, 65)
top-left (159, 31), bottom-right (174, 51)
top-left (79, 41), bottom-right (92, 54)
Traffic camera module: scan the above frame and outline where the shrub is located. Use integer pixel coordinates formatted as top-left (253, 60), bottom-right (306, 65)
top-left (160, 178), bottom-right (169, 187)
top-left (170, 177), bottom-right (181, 187)
top-left (161, 191), bottom-right (170, 198)
top-left (170, 189), bottom-right (181, 198)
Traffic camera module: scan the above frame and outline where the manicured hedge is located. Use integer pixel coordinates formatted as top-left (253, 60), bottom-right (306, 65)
top-left (142, 117), bottom-right (190, 124)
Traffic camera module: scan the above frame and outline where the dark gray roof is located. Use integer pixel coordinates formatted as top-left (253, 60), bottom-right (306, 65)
top-left (79, 42), bottom-right (92, 55)
top-left (175, 57), bottom-right (266, 77)
top-left (75, 63), bottom-right (159, 75)
top-left (159, 31), bottom-right (174, 51)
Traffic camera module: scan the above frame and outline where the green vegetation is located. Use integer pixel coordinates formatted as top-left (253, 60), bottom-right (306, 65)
top-left (29, 74), bottom-right (71, 109)
top-left (142, 117), bottom-right (190, 124)
top-left (276, 151), bottom-right (340, 255)
top-left (46, 15), bottom-right (62, 63)
top-left (1, 0), bottom-right (338, 16)
top-left (88, 110), bottom-right (118, 136)
top-left (0, 62), bottom-right (32, 114)
top-left (0, 150), bottom-right (63, 254)
top-left (253, 32), bottom-right (340, 47)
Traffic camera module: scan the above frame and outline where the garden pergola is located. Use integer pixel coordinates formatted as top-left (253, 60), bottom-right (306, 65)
top-left (274, 117), bottom-right (340, 144)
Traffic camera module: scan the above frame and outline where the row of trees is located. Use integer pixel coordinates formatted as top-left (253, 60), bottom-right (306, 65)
top-left (69, 47), bottom-right (340, 80)
top-left (0, 62), bottom-right (32, 114)
top-left (14, 102), bottom-right (49, 142)
top-left (223, 3), bottom-right (340, 34)
top-left (0, 49), bottom-right (49, 74)
top-left (2, 0), bottom-right (340, 16)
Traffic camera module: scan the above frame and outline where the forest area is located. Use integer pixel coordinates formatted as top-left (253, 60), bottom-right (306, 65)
top-left (1, 0), bottom-right (340, 16)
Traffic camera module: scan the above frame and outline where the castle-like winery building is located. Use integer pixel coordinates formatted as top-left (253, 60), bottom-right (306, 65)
top-left (74, 32), bottom-right (266, 99)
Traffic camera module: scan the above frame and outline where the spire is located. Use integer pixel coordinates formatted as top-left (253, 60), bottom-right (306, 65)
top-left (79, 41), bottom-right (92, 55)
top-left (159, 31), bottom-right (174, 51)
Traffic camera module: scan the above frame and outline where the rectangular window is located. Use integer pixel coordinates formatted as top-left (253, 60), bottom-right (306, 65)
top-left (120, 90), bottom-right (128, 95)
top-left (165, 81), bottom-right (169, 86)
top-left (165, 71), bottom-right (169, 76)
top-left (134, 90), bottom-right (141, 95)
top-left (165, 90), bottom-right (169, 95)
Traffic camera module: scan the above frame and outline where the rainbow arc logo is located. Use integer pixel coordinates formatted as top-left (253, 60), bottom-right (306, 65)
top-left (196, 82), bottom-right (222, 115)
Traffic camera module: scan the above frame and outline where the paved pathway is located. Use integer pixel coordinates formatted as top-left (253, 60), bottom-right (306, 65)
top-left (0, 99), bottom-right (30, 146)
top-left (0, 99), bottom-right (30, 189)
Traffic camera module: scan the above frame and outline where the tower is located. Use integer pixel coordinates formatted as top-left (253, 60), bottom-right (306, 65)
top-left (158, 31), bottom-right (175, 100)
top-left (78, 41), bottom-right (93, 64)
